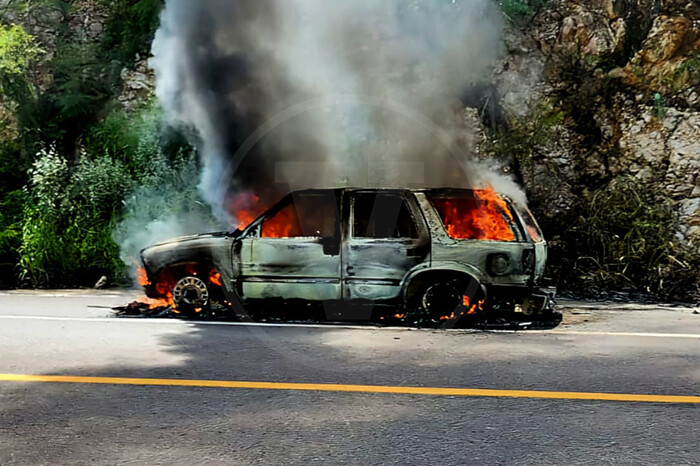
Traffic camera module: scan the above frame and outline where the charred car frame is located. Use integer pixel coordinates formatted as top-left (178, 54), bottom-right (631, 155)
top-left (140, 188), bottom-right (556, 324)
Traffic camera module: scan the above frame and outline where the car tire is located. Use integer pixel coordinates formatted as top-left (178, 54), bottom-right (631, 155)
top-left (407, 275), bottom-right (484, 327)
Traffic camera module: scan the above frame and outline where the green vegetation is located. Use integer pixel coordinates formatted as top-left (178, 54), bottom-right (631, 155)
top-left (499, 0), bottom-right (549, 22)
top-left (0, 0), bottom-right (196, 288)
top-left (487, 96), bottom-right (700, 301)
top-left (100, 0), bottom-right (163, 66)
top-left (485, 99), bottom-right (565, 182)
top-left (0, 24), bottom-right (42, 77)
top-left (18, 107), bottom-right (212, 287)
top-left (19, 147), bottom-right (129, 285)
top-left (652, 92), bottom-right (665, 119)
top-left (559, 178), bottom-right (698, 299)
top-left (675, 50), bottom-right (700, 87)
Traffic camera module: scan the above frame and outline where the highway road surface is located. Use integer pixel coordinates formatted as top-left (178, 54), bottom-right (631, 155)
top-left (1, 290), bottom-right (699, 465)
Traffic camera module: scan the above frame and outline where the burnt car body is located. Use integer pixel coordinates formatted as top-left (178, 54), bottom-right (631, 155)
top-left (140, 188), bottom-right (555, 322)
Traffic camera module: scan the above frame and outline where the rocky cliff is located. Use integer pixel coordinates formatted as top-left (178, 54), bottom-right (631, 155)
top-left (490, 0), bottom-right (700, 246)
top-left (15, 1), bottom-right (699, 240)
top-left (1, 0), bottom-right (153, 110)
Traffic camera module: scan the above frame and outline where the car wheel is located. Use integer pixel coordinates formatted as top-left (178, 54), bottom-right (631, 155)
top-left (172, 275), bottom-right (210, 318)
top-left (408, 276), bottom-right (484, 327)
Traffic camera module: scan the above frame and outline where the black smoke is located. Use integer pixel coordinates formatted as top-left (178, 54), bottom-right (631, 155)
top-left (151, 0), bottom-right (515, 225)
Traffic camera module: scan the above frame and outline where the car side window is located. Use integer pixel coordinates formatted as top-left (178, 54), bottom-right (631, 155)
top-left (261, 193), bottom-right (338, 238)
top-left (428, 194), bottom-right (518, 242)
top-left (353, 193), bottom-right (419, 239)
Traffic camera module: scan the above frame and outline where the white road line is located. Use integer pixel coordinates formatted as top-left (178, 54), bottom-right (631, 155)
top-left (542, 330), bottom-right (700, 339)
top-left (0, 314), bottom-right (699, 339)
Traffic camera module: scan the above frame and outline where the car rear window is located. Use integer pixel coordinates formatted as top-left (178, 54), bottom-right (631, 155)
top-left (428, 191), bottom-right (517, 241)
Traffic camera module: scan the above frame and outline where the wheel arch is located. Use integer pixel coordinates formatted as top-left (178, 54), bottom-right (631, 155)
top-left (153, 260), bottom-right (243, 310)
top-left (154, 260), bottom-right (214, 281)
top-left (401, 263), bottom-right (487, 305)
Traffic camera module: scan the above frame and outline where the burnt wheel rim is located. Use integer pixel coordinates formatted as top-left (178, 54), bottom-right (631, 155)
top-left (421, 282), bottom-right (462, 320)
top-left (173, 276), bottom-right (210, 309)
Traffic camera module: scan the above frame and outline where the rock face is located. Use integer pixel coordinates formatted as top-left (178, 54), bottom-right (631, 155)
top-left (611, 104), bottom-right (700, 242)
top-left (69, 0), bottom-right (110, 42)
top-left (486, 0), bottom-right (700, 247)
top-left (2, 0), bottom-right (154, 109)
top-left (536, 0), bottom-right (628, 64)
top-left (622, 14), bottom-right (700, 99)
top-left (118, 56), bottom-right (156, 111)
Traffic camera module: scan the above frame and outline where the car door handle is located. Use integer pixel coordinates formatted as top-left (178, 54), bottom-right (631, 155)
top-left (346, 266), bottom-right (356, 276)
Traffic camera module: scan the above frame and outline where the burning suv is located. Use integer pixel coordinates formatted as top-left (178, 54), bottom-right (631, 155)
top-left (140, 188), bottom-right (555, 323)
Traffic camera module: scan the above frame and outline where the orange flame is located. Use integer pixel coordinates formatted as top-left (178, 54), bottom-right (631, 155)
top-left (262, 203), bottom-right (303, 238)
top-left (135, 267), bottom-right (171, 308)
top-left (230, 192), bottom-right (267, 230)
top-left (137, 267), bottom-right (150, 287)
top-left (526, 225), bottom-right (541, 242)
top-left (431, 187), bottom-right (516, 241)
top-left (134, 266), bottom-right (178, 309)
top-left (209, 270), bottom-right (222, 287)
top-left (143, 297), bottom-right (173, 309)
top-left (462, 295), bottom-right (486, 315)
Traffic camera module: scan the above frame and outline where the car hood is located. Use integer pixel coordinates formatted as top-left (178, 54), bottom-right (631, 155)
top-left (144, 231), bottom-right (239, 250)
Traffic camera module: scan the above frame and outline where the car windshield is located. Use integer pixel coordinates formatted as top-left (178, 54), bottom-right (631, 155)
top-left (517, 204), bottom-right (544, 242)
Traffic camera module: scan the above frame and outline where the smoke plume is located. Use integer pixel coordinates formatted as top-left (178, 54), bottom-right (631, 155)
top-left (151, 0), bottom-right (521, 225)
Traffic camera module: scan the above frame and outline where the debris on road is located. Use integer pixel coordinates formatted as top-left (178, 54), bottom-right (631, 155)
top-left (112, 300), bottom-right (562, 330)
top-left (94, 276), bottom-right (108, 289)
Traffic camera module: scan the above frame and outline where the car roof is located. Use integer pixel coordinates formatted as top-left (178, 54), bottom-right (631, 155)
top-left (280, 188), bottom-right (516, 208)
top-left (286, 187), bottom-right (494, 194)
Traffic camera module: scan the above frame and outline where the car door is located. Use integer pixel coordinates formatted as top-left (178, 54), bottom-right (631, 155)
top-left (343, 190), bottom-right (430, 302)
top-left (238, 190), bottom-right (342, 301)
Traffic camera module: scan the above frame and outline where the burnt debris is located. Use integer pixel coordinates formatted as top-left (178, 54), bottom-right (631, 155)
top-left (112, 301), bottom-right (562, 330)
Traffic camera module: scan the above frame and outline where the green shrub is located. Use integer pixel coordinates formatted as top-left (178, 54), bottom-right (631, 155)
top-left (19, 147), bottom-right (132, 286)
top-left (500, 0), bottom-right (548, 22)
top-left (0, 24), bottom-right (43, 77)
top-left (8, 0), bottom-right (162, 159)
top-left (0, 189), bottom-right (24, 286)
top-left (0, 140), bottom-right (28, 286)
top-left (100, 0), bottom-right (164, 66)
top-left (19, 148), bottom-right (71, 285)
top-left (674, 50), bottom-right (700, 88)
top-left (556, 178), bottom-right (699, 300)
top-left (17, 103), bottom-right (216, 288)
top-left (83, 102), bottom-right (163, 174)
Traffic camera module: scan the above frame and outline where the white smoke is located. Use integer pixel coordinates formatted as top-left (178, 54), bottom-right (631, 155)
top-left (151, 0), bottom-right (524, 224)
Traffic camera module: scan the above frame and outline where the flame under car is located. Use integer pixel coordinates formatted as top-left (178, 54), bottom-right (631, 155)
top-left (140, 188), bottom-right (555, 323)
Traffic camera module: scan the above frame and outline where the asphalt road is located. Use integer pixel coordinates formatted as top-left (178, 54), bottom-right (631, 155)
top-left (0, 291), bottom-right (699, 465)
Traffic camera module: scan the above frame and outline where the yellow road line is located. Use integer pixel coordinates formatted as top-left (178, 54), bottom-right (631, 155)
top-left (0, 374), bottom-right (698, 404)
